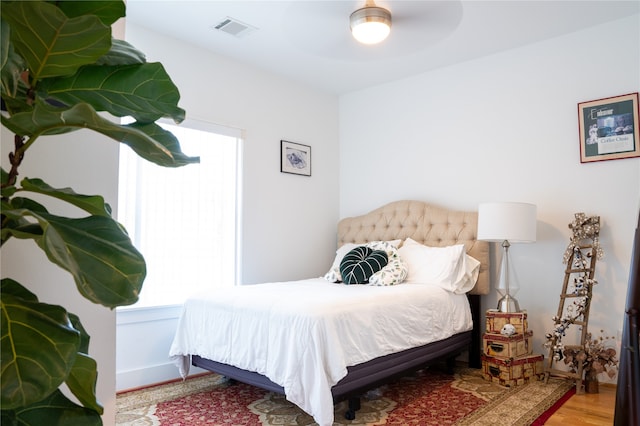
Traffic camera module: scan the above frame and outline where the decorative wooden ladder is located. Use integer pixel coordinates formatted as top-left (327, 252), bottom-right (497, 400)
top-left (544, 215), bottom-right (601, 394)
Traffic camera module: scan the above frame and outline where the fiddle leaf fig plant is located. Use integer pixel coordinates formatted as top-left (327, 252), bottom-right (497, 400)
top-left (0, 1), bottom-right (198, 424)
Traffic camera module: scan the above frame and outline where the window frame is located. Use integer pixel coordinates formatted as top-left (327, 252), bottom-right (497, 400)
top-left (115, 118), bottom-right (243, 311)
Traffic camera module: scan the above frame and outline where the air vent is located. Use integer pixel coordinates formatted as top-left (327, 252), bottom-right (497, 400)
top-left (212, 17), bottom-right (257, 38)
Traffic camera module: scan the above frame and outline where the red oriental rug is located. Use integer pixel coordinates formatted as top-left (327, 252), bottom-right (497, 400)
top-left (116, 366), bottom-right (574, 426)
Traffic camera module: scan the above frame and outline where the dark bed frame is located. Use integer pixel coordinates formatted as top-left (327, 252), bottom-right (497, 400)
top-left (190, 201), bottom-right (489, 420)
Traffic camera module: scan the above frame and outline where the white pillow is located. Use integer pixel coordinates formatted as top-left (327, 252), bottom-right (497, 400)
top-left (457, 254), bottom-right (481, 293)
top-left (369, 254), bottom-right (408, 286)
top-left (398, 238), bottom-right (480, 293)
top-left (324, 240), bottom-right (401, 283)
top-left (366, 240), bottom-right (402, 258)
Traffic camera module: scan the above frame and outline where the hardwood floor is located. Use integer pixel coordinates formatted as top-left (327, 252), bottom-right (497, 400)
top-left (545, 384), bottom-right (616, 425)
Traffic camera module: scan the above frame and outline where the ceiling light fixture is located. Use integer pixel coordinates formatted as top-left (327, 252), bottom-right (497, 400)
top-left (350, 0), bottom-right (392, 45)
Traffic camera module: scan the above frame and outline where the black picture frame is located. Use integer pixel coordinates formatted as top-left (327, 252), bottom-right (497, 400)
top-left (280, 140), bottom-right (311, 176)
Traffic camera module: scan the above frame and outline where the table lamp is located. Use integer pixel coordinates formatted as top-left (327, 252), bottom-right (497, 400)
top-left (478, 202), bottom-right (537, 312)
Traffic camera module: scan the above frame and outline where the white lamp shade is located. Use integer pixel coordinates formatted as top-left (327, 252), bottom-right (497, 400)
top-left (477, 202), bottom-right (537, 243)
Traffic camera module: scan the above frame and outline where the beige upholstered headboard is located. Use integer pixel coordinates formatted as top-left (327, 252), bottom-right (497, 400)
top-left (337, 200), bottom-right (489, 295)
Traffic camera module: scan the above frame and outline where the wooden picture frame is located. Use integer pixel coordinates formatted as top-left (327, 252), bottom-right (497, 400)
top-left (578, 92), bottom-right (640, 163)
top-left (280, 140), bottom-right (311, 176)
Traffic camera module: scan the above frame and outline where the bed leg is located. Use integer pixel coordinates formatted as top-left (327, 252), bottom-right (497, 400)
top-left (446, 356), bottom-right (457, 374)
top-left (344, 397), bottom-right (361, 420)
top-left (468, 294), bottom-right (482, 368)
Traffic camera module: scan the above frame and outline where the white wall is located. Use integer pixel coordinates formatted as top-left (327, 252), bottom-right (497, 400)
top-left (125, 24), bottom-right (340, 285)
top-left (339, 15), bottom-right (640, 383)
top-left (116, 24), bottom-right (340, 390)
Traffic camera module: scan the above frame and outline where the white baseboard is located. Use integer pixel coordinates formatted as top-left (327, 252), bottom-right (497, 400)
top-left (116, 362), bottom-right (207, 392)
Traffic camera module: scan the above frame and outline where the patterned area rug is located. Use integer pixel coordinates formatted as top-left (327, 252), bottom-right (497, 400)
top-left (116, 367), bottom-right (574, 426)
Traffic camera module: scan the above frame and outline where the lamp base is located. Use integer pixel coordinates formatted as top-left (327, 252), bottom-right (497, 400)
top-left (497, 294), bottom-right (521, 313)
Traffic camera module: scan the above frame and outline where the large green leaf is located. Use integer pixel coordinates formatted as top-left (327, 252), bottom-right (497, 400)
top-left (1, 17), bottom-right (8, 67)
top-left (0, 280), bottom-right (101, 416)
top-left (0, 18), bottom-right (26, 99)
top-left (123, 121), bottom-right (200, 167)
top-left (55, 0), bottom-right (125, 26)
top-left (1, 389), bottom-right (102, 426)
top-left (67, 313), bottom-right (90, 355)
top-left (1, 278), bottom-right (38, 303)
top-left (0, 184), bottom-right (18, 198)
top-left (2, 103), bottom-right (198, 167)
top-left (9, 196), bottom-right (51, 215)
top-left (1, 1), bottom-right (111, 81)
top-left (65, 353), bottom-right (102, 414)
top-left (1, 197), bottom-right (46, 244)
top-left (1, 221), bottom-right (43, 244)
top-left (1, 281), bottom-right (80, 409)
top-left (44, 212), bottom-right (144, 306)
top-left (0, 80), bottom-right (32, 116)
top-left (1, 167), bottom-right (17, 197)
top-left (1, 208), bottom-right (145, 307)
top-left (40, 63), bottom-right (185, 123)
top-left (96, 39), bottom-right (146, 66)
top-left (21, 177), bottom-right (113, 217)
top-left (0, 102), bottom-right (76, 135)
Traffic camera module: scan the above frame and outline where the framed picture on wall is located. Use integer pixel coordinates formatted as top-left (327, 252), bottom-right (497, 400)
top-left (281, 140), bottom-right (311, 176)
top-left (578, 92), bottom-right (640, 163)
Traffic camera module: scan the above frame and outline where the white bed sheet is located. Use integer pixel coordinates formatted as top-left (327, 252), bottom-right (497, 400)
top-left (169, 278), bottom-right (472, 426)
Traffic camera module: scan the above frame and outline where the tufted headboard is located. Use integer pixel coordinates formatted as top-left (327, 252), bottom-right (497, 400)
top-left (337, 200), bottom-right (489, 295)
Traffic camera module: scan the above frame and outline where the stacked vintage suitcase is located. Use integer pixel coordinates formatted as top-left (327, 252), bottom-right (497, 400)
top-left (481, 309), bottom-right (545, 386)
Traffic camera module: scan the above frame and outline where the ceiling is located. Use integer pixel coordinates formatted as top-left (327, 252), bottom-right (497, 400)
top-left (126, 1), bottom-right (640, 95)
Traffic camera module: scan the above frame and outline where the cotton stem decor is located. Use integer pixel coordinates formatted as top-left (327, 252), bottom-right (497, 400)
top-left (562, 213), bottom-right (604, 264)
top-left (543, 213), bottom-right (616, 390)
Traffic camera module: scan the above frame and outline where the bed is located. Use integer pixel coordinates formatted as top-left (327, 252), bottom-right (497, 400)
top-left (170, 200), bottom-right (489, 426)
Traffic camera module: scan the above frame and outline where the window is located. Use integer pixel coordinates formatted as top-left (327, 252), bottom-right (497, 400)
top-left (117, 120), bottom-right (242, 308)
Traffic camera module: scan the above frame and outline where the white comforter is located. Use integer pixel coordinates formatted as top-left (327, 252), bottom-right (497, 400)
top-left (169, 278), bottom-right (472, 426)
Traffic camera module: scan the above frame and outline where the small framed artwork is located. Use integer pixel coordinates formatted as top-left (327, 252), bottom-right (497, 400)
top-left (281, 140), bottom-right (311, 176)
top-left (578, 92), bottom-right (640, 163)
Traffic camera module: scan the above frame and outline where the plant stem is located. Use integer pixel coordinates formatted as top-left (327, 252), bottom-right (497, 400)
top-left (5, 134), bottom-right (26, 187)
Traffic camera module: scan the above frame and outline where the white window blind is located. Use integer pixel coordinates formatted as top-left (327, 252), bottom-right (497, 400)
top-left (117, 120), bottom-right (242, 308)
